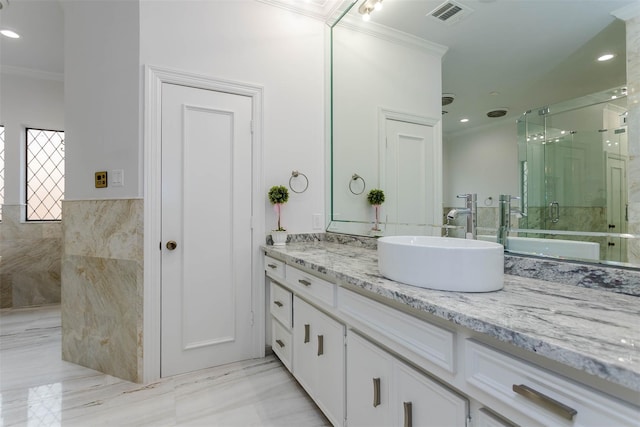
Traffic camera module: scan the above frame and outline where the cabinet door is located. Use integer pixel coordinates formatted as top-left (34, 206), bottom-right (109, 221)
top-left (347, 331), bottom-right (393, 427)
top-left (293, 296), bottom-right (317, 394)
top-left (394, 362), bottom-right (468, 427)
top-left (314, 307), bottom-right (346, 427)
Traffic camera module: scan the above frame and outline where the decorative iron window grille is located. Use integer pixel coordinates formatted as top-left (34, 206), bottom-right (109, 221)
top-left (0, 125), bottom-right (4, 222)
top-left (26, 128), bottom-right (65, 221)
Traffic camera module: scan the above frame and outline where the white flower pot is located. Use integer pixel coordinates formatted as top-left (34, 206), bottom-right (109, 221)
top-left (271, 231), bottom-right (288, 246)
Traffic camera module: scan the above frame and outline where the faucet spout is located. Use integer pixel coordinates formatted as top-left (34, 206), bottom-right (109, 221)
top-left (448, 194), bottom-right (477, 239)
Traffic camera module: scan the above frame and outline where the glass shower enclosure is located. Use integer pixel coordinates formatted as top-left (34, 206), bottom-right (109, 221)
top-left (517, 86), bottom-right (630, 263)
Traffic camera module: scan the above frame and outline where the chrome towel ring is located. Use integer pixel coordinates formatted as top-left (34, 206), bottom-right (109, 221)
top-left (289, 170), bottom-right (309, 193)
top-left (349, 173), bottom-right (366, 195)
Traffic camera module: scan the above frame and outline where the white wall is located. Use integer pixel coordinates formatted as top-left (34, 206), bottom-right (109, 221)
top-left (0, 72), bottom-right (64, 204)
top-left (140, 1), bottom-right (326, 234)
top-left (63, 0), bottom-right (140, 201)
top-left (443, 119), bottom-right (519, 207)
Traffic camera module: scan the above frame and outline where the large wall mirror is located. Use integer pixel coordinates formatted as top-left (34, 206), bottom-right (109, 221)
top-left (327, 0), bottom-right (638, 267)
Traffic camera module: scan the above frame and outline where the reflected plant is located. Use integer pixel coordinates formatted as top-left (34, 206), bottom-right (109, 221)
top-left (367, 189), bottom-right (385, 231)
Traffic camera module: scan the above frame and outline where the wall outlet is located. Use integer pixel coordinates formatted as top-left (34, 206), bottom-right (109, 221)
top-left (312, 213), bottom-right (323, 230)
top-left (95, 171), bottom-right (108, 188)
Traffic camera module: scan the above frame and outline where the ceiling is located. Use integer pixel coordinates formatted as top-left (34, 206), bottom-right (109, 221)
top-left (0, 0), bottom-right (634, 134)
top-left (339, 0), bottom-right (632, 134)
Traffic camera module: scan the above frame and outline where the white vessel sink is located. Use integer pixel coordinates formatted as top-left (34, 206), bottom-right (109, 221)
top-left (377, 236), bottom-right (504, 292)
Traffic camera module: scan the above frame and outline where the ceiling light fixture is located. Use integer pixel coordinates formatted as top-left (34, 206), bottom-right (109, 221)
top-left (0, 29), bottom-right (20, 39)
top-left (460, 118), bottom-right (469, 123)
top-left (358, 0), bottom-right (383, 21)
top-left (597, 53), bottom-right (615, 62)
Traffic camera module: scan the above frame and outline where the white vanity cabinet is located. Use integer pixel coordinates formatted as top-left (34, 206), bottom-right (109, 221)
top-left (465, 340), bottom-right (640, 427)
top-left (263, 253), bottom-right (639, 427)
top-left (293, 295), bottom-right (345, 427)
top-left (347, 331), bottom-right (468, 427)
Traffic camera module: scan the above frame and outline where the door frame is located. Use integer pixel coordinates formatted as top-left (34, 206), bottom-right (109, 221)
top-left (143, 65), bottom-right (265, 382)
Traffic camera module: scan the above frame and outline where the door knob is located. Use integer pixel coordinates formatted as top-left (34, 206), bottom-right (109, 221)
top-left (166, 240), bottom-right (177, 250)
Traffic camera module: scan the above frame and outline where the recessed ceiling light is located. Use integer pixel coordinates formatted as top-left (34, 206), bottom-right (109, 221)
top-left (1, 29), bottom-right (20, 38)
top-left (597, 53), bottom-right (615, 62)
top-left (460, 118), bottom-right (469, 123)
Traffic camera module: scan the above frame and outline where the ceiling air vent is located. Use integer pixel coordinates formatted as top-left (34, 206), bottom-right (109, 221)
top-left (429, 1), bottom-right (472, 25)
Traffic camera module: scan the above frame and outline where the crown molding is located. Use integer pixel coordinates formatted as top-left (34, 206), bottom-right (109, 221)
top-left (612, 1), bottom-right (640, 21)
top-left (335, 13), bottom-right (448, 58)
top-left (255, 0), bottom-right (344, 22)
top-left (1, 65), bottom-right (63, 82)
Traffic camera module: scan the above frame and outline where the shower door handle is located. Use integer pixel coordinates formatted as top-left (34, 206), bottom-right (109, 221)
top-left (549, 201), bottom-right (560, 224)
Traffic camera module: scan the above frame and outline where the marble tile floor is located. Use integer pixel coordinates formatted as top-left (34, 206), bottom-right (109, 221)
top-left (0, 305), bottom-right (330, 426)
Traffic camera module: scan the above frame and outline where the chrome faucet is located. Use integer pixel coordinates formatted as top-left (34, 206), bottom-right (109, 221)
top-left (498, 194), bottom-right (525, 246)
top-left (446, 193), bottom-right (477, 239)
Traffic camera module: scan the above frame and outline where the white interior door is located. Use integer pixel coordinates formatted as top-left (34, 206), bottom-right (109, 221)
top-left (161, 82), bottom-right (254, 377)
top-left (606, 154), bottom-right (628, 262)
top-left (384, 119), bottom-right (437, 235)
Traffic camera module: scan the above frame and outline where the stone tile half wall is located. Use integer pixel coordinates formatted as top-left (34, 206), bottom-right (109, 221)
top-left (0, 204), bottom-right (62, 308)
top-left (61, 199), bottom-right (143, 383)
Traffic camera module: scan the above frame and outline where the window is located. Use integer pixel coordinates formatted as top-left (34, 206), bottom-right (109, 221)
top-left (0, 125), bottom-right (4, 222)
top-left (26, 128), bottom-right (65, 221)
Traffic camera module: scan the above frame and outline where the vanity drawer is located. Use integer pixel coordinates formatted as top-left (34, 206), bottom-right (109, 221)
top-left (285, 265), bottom-right (336, 308)
top-left (272, 319), bottom-right (292, 372)
top-left (465, 340), bottom-right (639, 427)
top-left (270, 282), bottom-right (293, 329)
top-left (265, 256), bottom-right (285, 281)
top-left (338, 287), bottom-right (456, 374)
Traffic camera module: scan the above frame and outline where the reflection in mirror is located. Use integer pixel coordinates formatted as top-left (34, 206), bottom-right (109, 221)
top-left (328, 0), bottom-right (638, 268)
top-left (328, 2), bottom-right (446, 237)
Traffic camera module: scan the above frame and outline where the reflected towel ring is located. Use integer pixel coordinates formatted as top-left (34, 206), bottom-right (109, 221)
top-left (289, 170), bottom-right (309, 194)
top-left (349, 173), bottom-right (366, 195)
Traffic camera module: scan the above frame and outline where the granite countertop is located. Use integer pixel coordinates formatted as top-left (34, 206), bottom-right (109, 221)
top-left (263, 241), bottom-right (640, 393)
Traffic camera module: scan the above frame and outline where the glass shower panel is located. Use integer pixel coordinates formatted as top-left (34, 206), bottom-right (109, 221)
top-left (516, 86), bottom-right (630, 263)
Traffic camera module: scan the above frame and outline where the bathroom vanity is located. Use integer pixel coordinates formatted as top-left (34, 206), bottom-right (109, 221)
top-left (263, 239), bottom-right (639, 427)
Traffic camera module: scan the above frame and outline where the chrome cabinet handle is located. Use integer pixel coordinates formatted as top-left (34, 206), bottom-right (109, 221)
top-left (273, 301), bottom-right (283, 307)
top-left (373, 377), bottom-right (381, 407)
top-left (513, 384), bottom-right (577, 420)
top-left (298, 279), bottom-right (311, 287)
top-left (304, 324), bottom-right (310, 343)
top-left (403, 402), bottom-right (413, 427)
top-left (317, 335), bottom-right (324, 356)
top-left (275, 339), bottom-right (285, 348)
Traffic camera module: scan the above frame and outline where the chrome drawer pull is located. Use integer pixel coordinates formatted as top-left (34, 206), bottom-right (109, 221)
top-left (267, 263), bottom-right (278, 269)
top-left (512, 384), bottom-right (577, 421)
top-left (275, 339), bottom-right (285, 348)
top-left (373, 377), bottom-right (381, 407)
top-left (317, 335), bottom-right (324, 356)
top-left (403, 402), bottom-right (412, 427)
top-left (298, 279), bottom-right (312, 286)
top-left (304, 324), bottom-right (310, 343)
top-left (273, 301), bottom-right (283, 307)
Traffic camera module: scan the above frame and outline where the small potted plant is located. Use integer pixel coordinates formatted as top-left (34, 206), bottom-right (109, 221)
top-left (268, 185), bottom-right (290, 245)
top-left (367, 188), bottom-right (385, 232)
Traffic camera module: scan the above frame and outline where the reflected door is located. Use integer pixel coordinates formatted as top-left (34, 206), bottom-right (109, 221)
top-left (383, 119), bottom-right (437, 235)
top-left (606, 154), bottom-right (628, 262)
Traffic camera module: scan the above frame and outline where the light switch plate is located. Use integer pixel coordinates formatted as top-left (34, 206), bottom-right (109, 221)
top-left (111, 169), bottom-right (124, 187)
top-left (95, 171), bottom-right (108, 188)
